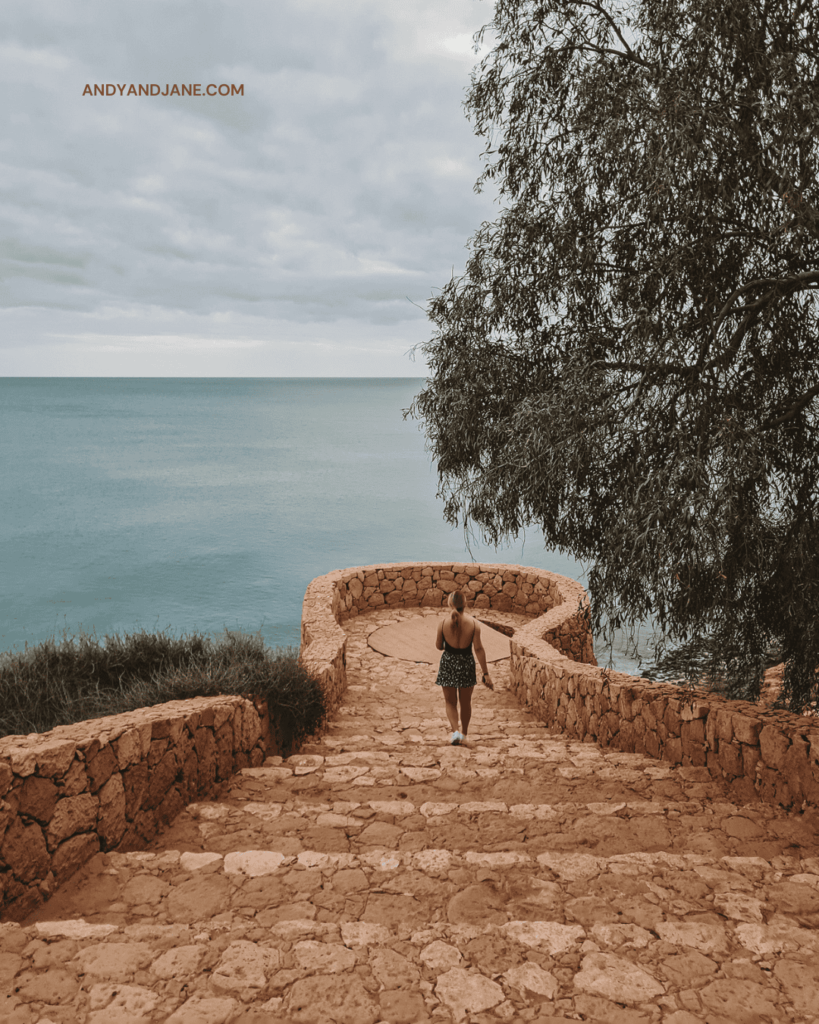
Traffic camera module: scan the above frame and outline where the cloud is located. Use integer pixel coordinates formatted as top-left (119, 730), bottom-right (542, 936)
top-left (0, 0), bottom-right (498, 373)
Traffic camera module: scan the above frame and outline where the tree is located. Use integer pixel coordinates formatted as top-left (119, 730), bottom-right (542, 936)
top-left (409, 0), bottom-right (819, 712)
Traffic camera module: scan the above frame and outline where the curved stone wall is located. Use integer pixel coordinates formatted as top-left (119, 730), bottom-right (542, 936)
top-left (303, 561), bottom-right (819, 815)
top-left (299, 559), bottom-right (598, 716)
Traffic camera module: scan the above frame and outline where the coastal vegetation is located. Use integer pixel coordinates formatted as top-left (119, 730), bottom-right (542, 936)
top-left (0, 629), bottom-right (327, 751)
top-left (411, 0), bottom-right (819, 712)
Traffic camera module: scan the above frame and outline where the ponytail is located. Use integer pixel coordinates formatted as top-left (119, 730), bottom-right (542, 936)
top-left (449, 590), bottom-right (465, 628)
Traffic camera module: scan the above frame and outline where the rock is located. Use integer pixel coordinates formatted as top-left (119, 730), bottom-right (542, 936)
top-left (165, 995), bottom-right (240, 1024)
top-left (574, 993), bottom-right (651, 1024)
top-left (179, 852), bottom-right (223, 872)
top-left (368, 947), bottom-right (421, 988)
top-left (713, 892), bottom-right (765, 922)
top-left (46, 792), bottom-right (99, 849)
top-left (723, 815), bottom-right (765, 840)
top-left (536, 851), bottom-right (602, 880)
top-left (166, 874), bottom-right (231, 924)
top-left (18, 776), bottom-right (58, 823)
top-left (121, 873), bottom-right (170, 906)
top-left (74, 941), bottom-right (154, 980)
top-left (223, 850), bottom-right (288, 876)
top-left (86, 984), bottom-right (161, 1024)
top-left (659, 951), bottom-right (718, 988)
top-left (590, 923), bottom-right (652, 949)
top-left (500, 920), bottom-right (585, 954)
top-left (150, 945), bottom-right (207, 979)
top-left (340, 922), bottom-right (392, 947)
top-left (210, 940), bottom-right (281, 994)
top-left (34, 920), bottom-right (117, 940)
top-left (736, 919), bottom-right (819, 955)
top-left (435, 967), bottom-right (505, 1021)
top-left (12, 967), bottom-right (79, 1004)
top-left (503, 962), bottom-right (559, 1001)
top-left (573, 952), bottom-right (665, 1003)
top-left (97, 772), bottom-right (127, 847)
top-left (654, 921), bottom-right (730, 956)
top-left (282, 973), bottom-right (381, 1024)
top-left (52, 832), bottom-right (100, 884)
top-left (699, 978), bottom-right (780, 1023)
top-left (446, 882), bottom-right (507, 925)
top-left (292, 940), bottom-right (355, 974)
top-left (419, 940), bottom-right (462, 972)
top-left (1, 817), bottom-right (50, 883)
top-left (378, 989), bottom-right (429, 1024)
top-left (773, 959), bottom-right (819, 1015)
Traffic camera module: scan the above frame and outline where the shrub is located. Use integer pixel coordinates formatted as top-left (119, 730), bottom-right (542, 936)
top-left (0, 629), bottom-right (327, 755)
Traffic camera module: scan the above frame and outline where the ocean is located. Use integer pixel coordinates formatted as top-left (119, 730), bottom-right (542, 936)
top-left (1, 378), bottom-right (647, 672)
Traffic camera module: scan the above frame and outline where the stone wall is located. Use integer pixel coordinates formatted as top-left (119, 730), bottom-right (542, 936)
top-left (304, 560), bottom-right (819, 816)
top-left (509, 624), bottom-right (819, 815)
top-left (299, 561), bottom-right (597, 715)
top-left (0, 695), bottom-right (270, 922)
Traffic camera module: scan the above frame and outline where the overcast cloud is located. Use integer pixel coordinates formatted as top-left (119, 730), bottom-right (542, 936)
top-left (0, 0), bottom-right (498, 374)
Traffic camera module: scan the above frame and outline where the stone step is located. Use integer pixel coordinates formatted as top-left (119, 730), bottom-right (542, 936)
top-left (6, 841), bottom-right (819, 1023)
top-left (5, 607), bottom-right (819, 1024)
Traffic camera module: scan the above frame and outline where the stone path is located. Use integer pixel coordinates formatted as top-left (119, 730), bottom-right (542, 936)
top-left (3, 607), bottom-right (819, 1024)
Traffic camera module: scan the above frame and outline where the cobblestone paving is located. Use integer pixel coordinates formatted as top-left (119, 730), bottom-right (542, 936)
top-left (3, 607), bottom-right (819, 1023)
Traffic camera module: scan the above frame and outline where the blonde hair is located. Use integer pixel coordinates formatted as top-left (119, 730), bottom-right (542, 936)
top-left (449, 590), bottom-right (466, 628)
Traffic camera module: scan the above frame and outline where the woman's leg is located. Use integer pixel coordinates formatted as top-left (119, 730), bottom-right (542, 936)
top-left (442, 687), bottom-right (460, 732)
top-left (458, 686), bottom-right (473, 735)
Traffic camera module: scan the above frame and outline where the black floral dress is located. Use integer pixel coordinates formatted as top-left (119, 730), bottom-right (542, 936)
top-left (435, 621), bottom-right (477, 689)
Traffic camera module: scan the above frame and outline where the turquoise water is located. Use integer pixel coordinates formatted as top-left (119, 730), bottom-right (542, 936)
top-left (1, 378), bottom-right (644, 670)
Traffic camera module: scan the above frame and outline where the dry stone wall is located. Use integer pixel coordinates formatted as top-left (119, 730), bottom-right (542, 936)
top-left (300, 560), bottom-right (597, 714)
top-left (0, 695), bottom-right (270, 922)
top-left (305, 561), bottom-right (819, 819)
top-left (509, 621), bottom-right (819, 816)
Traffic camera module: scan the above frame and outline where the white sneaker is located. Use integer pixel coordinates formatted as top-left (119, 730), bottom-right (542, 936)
top-left (450, 731), bottom-right (461, 745)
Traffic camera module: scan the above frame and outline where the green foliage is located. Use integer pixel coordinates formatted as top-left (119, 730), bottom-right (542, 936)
top-left (0, 630), bottom-right (327, 754)
top-left (410, 0), bottom-right (819, 712)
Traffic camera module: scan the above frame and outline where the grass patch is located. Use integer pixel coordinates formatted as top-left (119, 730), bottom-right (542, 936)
top-left (0, 629), bottom-right (328, 755)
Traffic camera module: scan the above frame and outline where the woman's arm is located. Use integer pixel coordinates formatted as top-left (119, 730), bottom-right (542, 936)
top-left (435, 617), bottom-right (445, 651)
top-left (472, 621), bottom-right (490, 676)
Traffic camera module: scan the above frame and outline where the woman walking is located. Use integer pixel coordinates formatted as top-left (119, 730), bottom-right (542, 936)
top-left (435, 590), bottom-right (492, 745)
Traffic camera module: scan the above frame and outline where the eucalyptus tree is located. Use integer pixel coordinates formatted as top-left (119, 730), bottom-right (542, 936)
top-left (410, 0), bottom-right (819, 711)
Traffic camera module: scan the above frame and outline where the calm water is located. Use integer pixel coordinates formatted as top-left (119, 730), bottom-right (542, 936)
top-left (1, 378), bottom-right (645, 671)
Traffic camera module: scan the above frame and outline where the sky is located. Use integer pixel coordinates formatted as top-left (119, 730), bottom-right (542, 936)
top-left (0, 0), bottom-right (499, 376)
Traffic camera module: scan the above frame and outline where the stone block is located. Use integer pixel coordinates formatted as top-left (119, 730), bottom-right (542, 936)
top-left (719, 741), bottom-right (743, 777)
top-left (715, 708), bottom-right (734, 744)
top-left (348, 578), bottom-right (363, 600)
top-left (367, 593), bottom-right (385, 607)
top-left (145, 749), bottom-right (180, 810)
top-left (18, 776), bottom-right (58, 824)
top-left (759, 724), bottom-right (790, 770)
top-left (1, 817), bottom-right (50, 883)
top-left (36, 741), bottom-right (77, 779)
top-left (421, 589), bottom-right (443, 607)
top-left (122, 761), bottom-right (150, 820)
top-left (52, 832), bottom-right (100, 884)
top-left (665, 737), bottom-right (683, 764)
top-left (113, 729), bottom-right (143, 770)
top-left (732, 713), bottom-right (761, 746)
top-left (0, 763), bottom-right (12, 798)
top-left (378, 580), bottom-right (395, 593)
top-left (47, 792), bottom-right (99, 850)
top-left (97, 772), bottom-right (126, 849)
top-left (680, 719), bottom-right (705, 761)
top-left (438, 579), bottom-right (458, 594)
top-left (741, 743), bottom-right (760, 778)
top-left (664, 705), bottom-right (681, 737)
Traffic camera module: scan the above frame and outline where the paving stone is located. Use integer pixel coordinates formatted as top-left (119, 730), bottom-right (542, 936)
top-left (8, 605), bottom-right (819, 1024)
